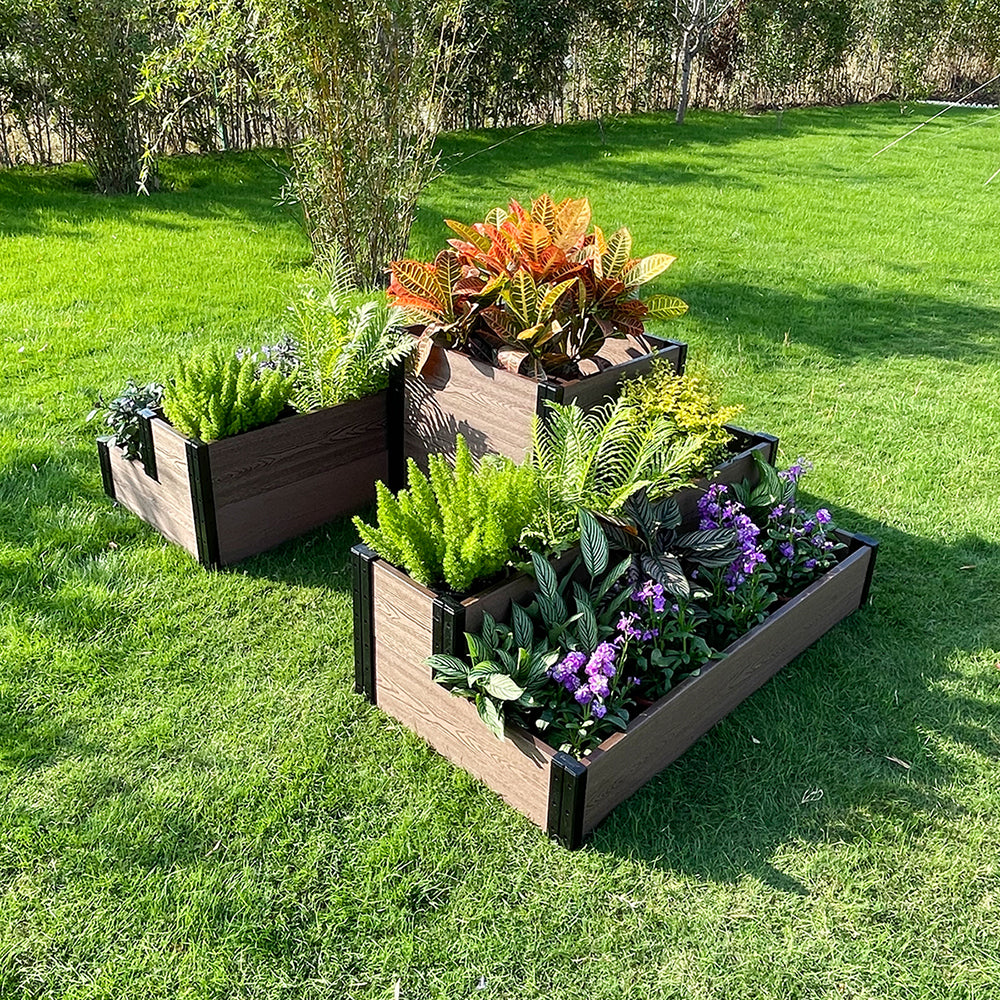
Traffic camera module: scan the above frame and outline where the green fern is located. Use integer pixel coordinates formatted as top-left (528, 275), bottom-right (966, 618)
top-left (353, 436), bottom-right (540, 594)
top-left (288, 278), bottom-right (414, 413)
top-left (162, 348), bottom-right (294, 442)
top-left (530, 398), bottom-right (706, 546)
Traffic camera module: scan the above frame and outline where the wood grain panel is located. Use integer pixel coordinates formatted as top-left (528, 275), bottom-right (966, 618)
top-left (209, 393), bottom-right (387, 506)
top-left (371, 557), bottom-right (557, 826)
top-left (214, 448), bottom-right (387, 564)
top-left (404, 348), bottom-right (538, 466)
top-left (580, 543), bottom-right (873, 834)
top-left (108, 423), bottom-right (197, 557)
top-left (376, 640), bottom-right (555, 826)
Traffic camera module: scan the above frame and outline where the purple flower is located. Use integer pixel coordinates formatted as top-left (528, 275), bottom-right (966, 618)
top-left (779, 457), bottom-right (813, 484)
top-left (591, 703), bottom-right (607, 720)
top-left (778, 541), bottom-right (795, 561)
top-left (588, 674), bottom-right (610, 697)
top-left (550, 650), bottom-right (586, 682)
top-left (585, 642), bottom-right (617, 679)
top-left (574, 686), bottom-right (594, 705)
top-left (804, 558), bottom-right (817, 570)
top-left (816, 508), bottom-right (832, 525)
top-left (563, 676), bottom-right (580, 693)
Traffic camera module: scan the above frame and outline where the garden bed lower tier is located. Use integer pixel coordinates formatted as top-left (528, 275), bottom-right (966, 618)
top-left (393, 334), bottom-right (686, 482)
top-left (98, 392), bottom-right (388, 568)
top-left (353, 528), bottom-right (877, 848)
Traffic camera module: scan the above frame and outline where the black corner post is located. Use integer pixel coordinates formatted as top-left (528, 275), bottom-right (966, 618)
top-left (386, 361), bottom-right (407, 492)
top-left (535, 382), bottom-right (565, 424)
top-left (184, 440), bottom-right (221, 569)
top-left (852, 532), bottom-right (880, 608)
top-left (548, 752), bottom-right (588, 849)
top-left (431, 594), bottom-right (467, 659)
top-left (96, 437), bottom-right (116, 500)
top-left (137, 408), bottom-right (159, 481)
top-left (664, 338), bottom-right (688, 376)
top-left (351, 543), bottom-right (379, 702)
top-left (759, 430), bottom-right (780, 466)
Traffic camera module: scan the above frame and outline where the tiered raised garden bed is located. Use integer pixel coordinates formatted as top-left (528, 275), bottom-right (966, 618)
top-left (351, 425), bottom-right (875, 849)
top-left (393, 334), bottom-right (687, 478)
top-left (98, 393), bottom-right (388, 568)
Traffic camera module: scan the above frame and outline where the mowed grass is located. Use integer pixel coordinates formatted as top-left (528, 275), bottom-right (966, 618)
top-left (1, 104), bottom-right (999, 999)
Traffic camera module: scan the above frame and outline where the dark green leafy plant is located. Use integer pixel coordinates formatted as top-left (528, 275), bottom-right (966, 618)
top-left (529, 398), bottom-right (706, 547)
top-left (428, 612), bottom-right (558, 739)
top-left (353, 434), bottom-right (541, 593)
top-left (594, 488), bottom-right (742, 598)
top-left (88, 379), bottom-right (164, 462)
top-left (162, 348), bottom-right (295, 442)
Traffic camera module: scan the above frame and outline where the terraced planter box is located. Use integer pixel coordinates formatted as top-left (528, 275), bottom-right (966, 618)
top-left (354, 525), bottom-right (877, 848)
top-left (393, 335), bottom-right (687, 481)
top-left (348, 427), bottom-right (857, 849)
top-left (97, 393), bottom-right (388, 568)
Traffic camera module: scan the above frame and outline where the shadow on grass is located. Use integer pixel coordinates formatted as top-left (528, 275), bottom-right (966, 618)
top-left (675, 279), bottom-right (1000, 365)
top-left (589, 506), bottom-right (1000, 886)
top-left (0, 150), bottom-right (299, 242)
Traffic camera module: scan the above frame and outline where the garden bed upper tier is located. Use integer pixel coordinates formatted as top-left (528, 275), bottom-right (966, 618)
top-left (394, 334), bottom-right (686, 481)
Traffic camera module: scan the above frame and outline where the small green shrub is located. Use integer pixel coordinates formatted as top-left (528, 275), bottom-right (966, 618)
top-left (162, 348), bottom-right (295, 442)
top-left (353, 435), bottom-right (540, 594)
top-left (287, 280), bottom-right (413, 413)
top-left (88, 379), bottom-right (164, 461)
top-left (619, 363), bottom-right (743, 474)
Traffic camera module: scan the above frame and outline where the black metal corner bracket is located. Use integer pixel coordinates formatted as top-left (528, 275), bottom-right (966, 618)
top-left (96, 437), bottom-right (116, 500)
top-left (758, 430), bottom-right (780, 465)
top-left (351, 543), bottom-right (379, 702)
top-left (535, 381), bottom-right (565, 421)
top-left (137, 408), bottom-right (159, 481)
top-left (851, 532), bottom-right (880, 608)
top-left (184, 440), bottom-right (221, 569)
top-left (548, 752), bottom-right (588, 850)
top-left (662, 338), bottom-right (688, 376)
top-left (431, 594), bottom-right (467, 659)
top-left (386, 361), bottom-right (407, 493)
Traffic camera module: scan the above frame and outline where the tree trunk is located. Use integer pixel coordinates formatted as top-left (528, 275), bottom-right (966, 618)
top-left (675, 31), bottom-right (695, 125)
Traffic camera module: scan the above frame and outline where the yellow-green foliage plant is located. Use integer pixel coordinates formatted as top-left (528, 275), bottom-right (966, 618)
top-left (353, 435), bottom-right (540, 594)
top-left (162, 348), bottom-right (295, 442)
top-left (619, 363), bottom-right (743, 475)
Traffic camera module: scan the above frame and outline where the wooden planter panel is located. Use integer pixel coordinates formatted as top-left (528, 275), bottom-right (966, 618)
top-left (399, 337), bottom-right (686, 475)
top-left (370, 559), bottom-right (556, 826)
top-left (100, 392), bottom-right (388, 567)
top-left (579, 533), bottom-right (876, 836)
top-left (103, 420), bottom-right (197, 555)
top-left (353, 527), bottom-right (878, 848)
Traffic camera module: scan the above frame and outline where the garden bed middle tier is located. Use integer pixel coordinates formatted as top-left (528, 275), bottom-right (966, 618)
top-left (98, 392), bottom-right (388, 568)
top-left (392, 334), bottom-right (686, 482)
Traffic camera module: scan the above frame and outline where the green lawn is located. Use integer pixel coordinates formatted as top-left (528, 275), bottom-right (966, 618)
top-left (2, 104), bottom-right (999, 999)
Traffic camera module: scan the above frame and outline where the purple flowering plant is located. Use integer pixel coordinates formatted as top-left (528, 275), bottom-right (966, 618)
top-left (618, 587), bottom-right (714, 700)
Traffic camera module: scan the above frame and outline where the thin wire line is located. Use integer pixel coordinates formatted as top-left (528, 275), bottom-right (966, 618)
top-left (872, 73), bottom-right (1000, 157)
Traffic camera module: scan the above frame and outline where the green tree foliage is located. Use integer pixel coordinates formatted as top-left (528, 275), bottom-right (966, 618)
top-left (142, 0), bottom-right (467, 286)
top-left (0, 0), bottom-right (158, 191)
top-left (162, 348), bottom-right (295, 442)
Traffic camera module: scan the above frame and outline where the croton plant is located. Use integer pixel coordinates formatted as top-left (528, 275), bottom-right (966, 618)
top-left (387, 194), bottom-right (689, 378)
